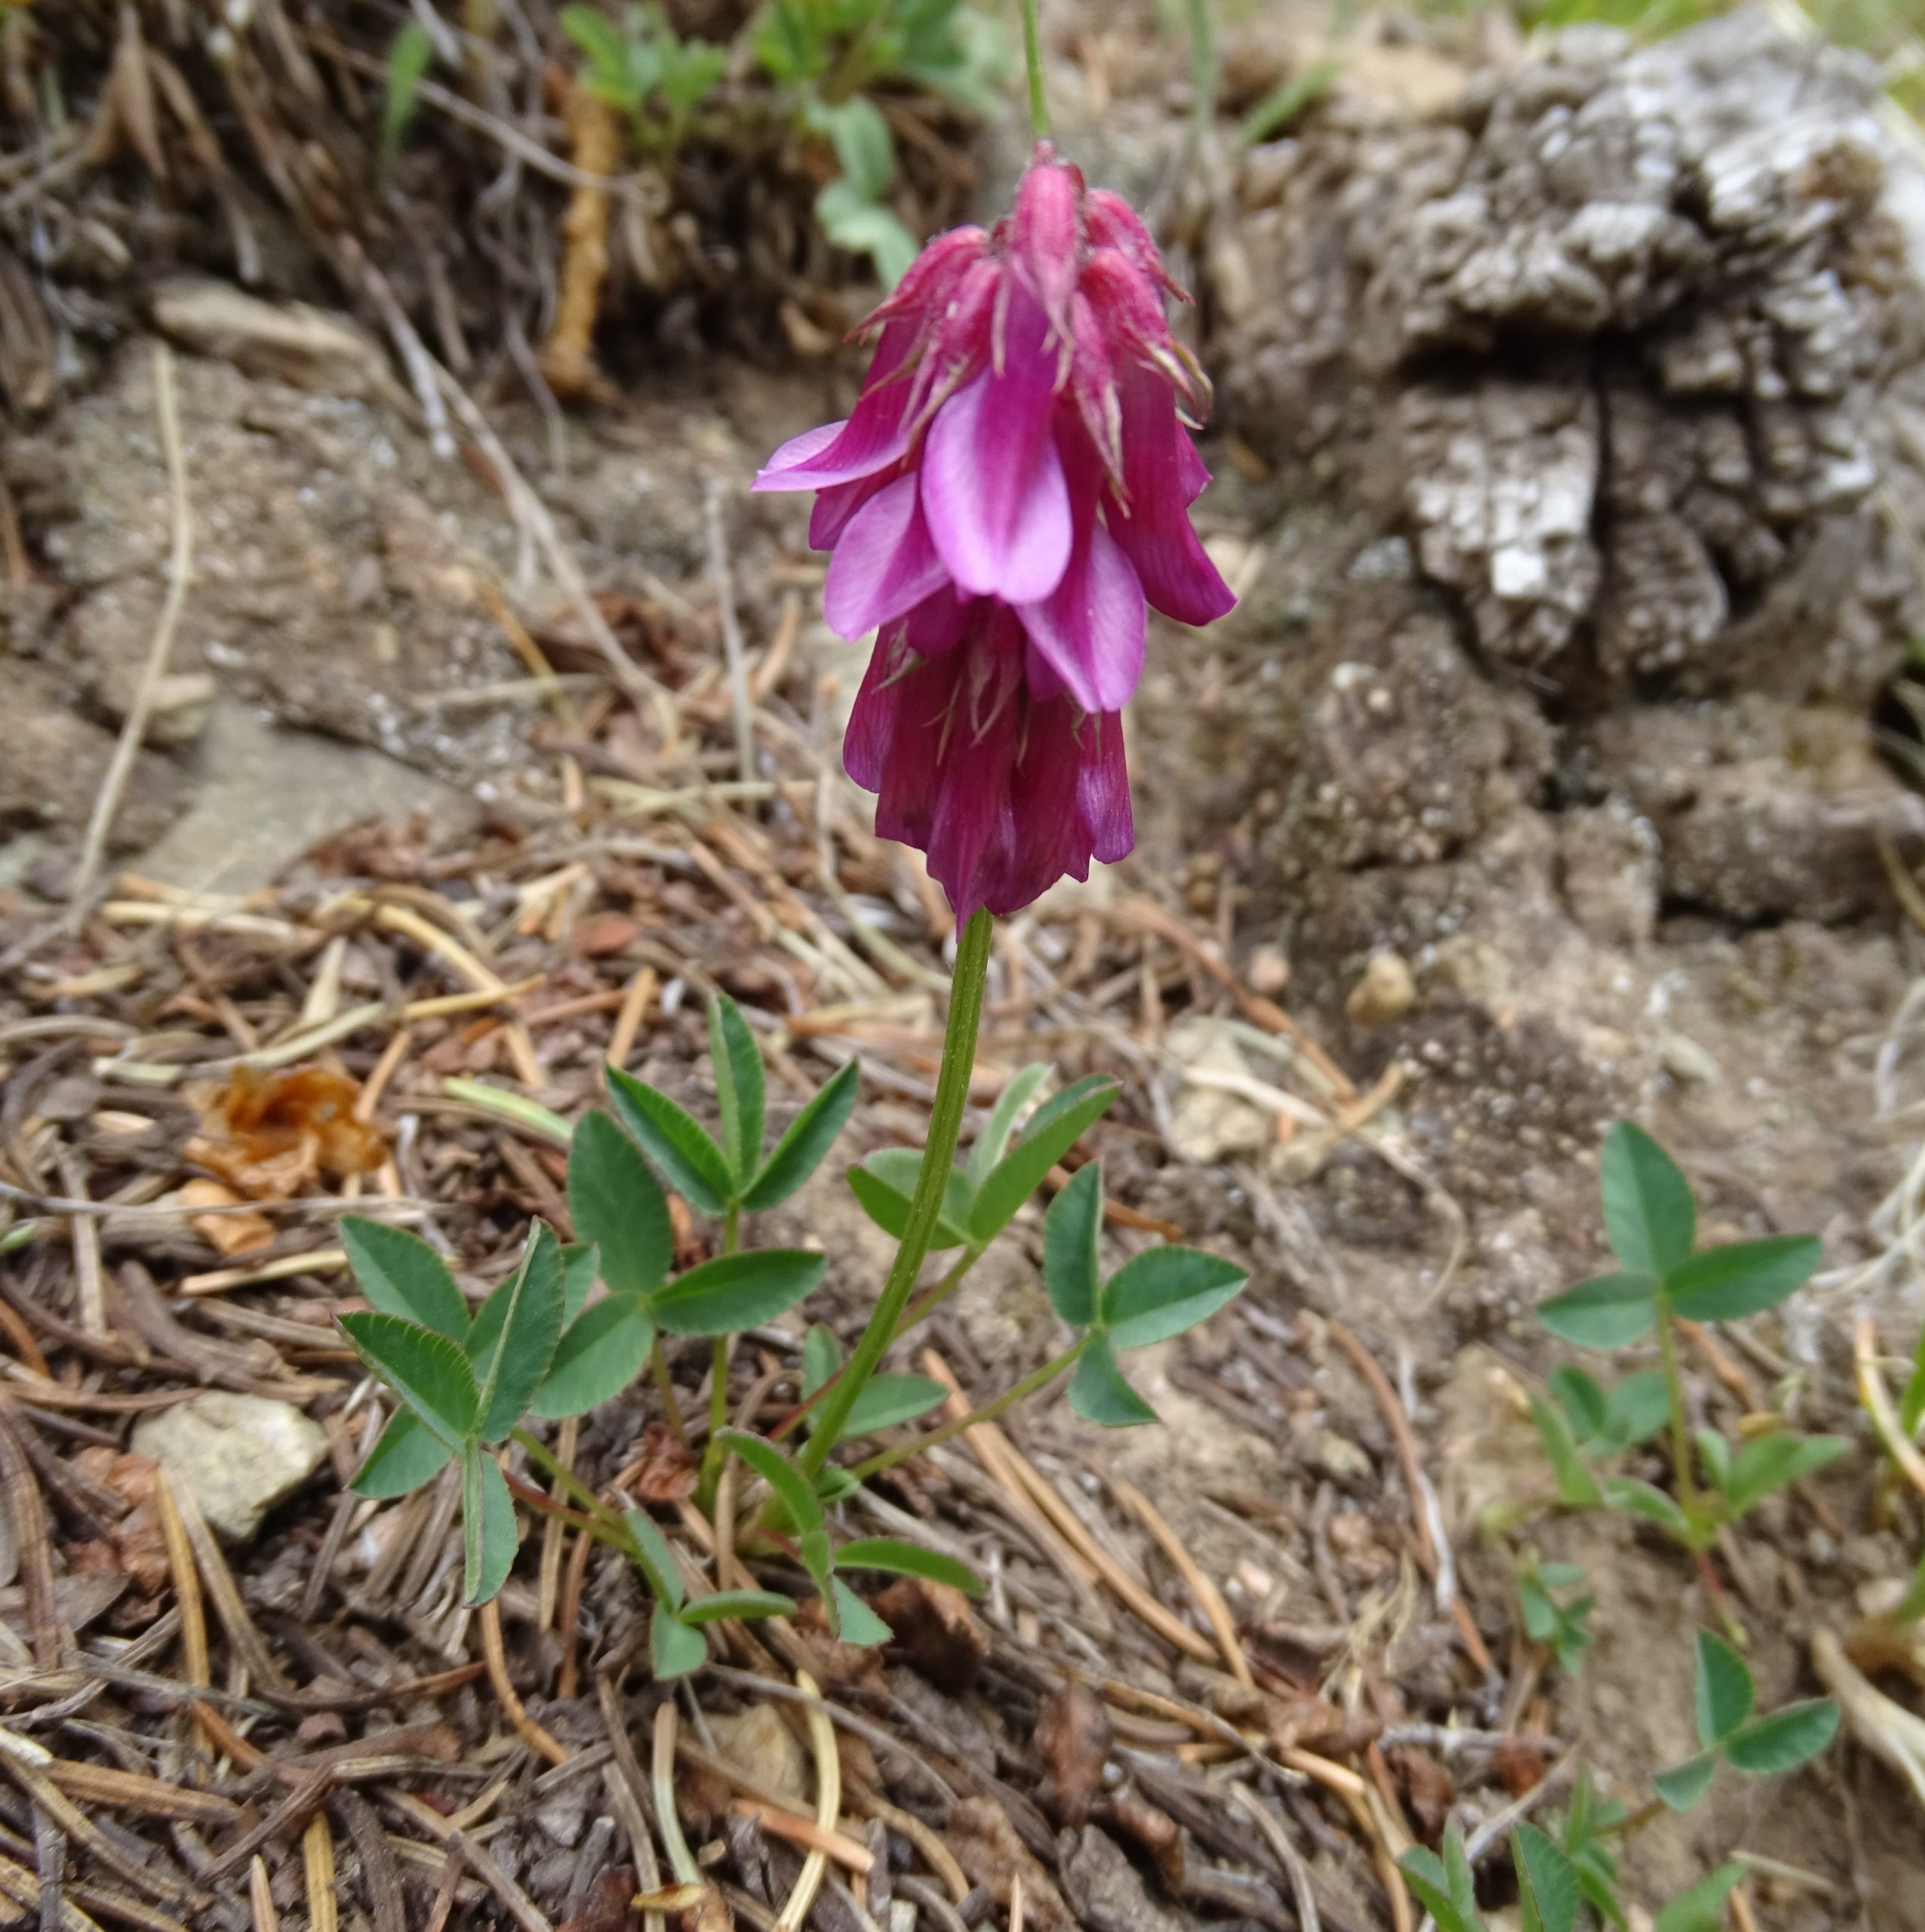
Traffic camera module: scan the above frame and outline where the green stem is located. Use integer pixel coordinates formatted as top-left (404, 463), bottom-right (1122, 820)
top-left (846, 1335), bottom-right (1091, 1482)
top-left (1655, 1294), bottom-right (1702, 1531)
top-left (1017, 0), bottom-right (1047, 139)
top-left (770, 1244), bottom-right (987, 1443)
top-left (512, 1429), bottom-right (629, 1537)
top-left (699, 1205), bottom-right (744, 1499)
top-left (800, 907), bottom-right (995, 1477)
top-left (1184, 0), bottom-right (1216, 150)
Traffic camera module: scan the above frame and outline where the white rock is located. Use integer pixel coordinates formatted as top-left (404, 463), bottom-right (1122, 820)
top-left (131, 1392), bottom-right (330, 1543)
top-left (1165, 1017), bottom-right (1272, 1165)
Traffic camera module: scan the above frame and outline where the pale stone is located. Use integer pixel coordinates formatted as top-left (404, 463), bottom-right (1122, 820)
top-left (131, 1391), bottom-right (330, 1543)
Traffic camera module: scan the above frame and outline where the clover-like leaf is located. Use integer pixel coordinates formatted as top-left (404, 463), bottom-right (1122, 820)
top-left (568, 1112), bottom-right (672, 1297)
top-left (721, 1430), bottom-right (830, 1597)
top-left (1601, 1475), bottom-right (1693, 1542)
top-left (801, 1321), bottom-right (841, 1396)
top-left (1695, 1629), bottom-right (1754, 1746)
top-left (651, 1249), bottom-right (826, 1337)
top-left (709, 993), bottom-right (767, 1185)
top-left (1603, 1370), bottom-right (1671, 1450)
top-left (847, 1149), bottom-right (974, 1249)
top-left (1721, 1432), bottom-right (1848, 1514)
top-left (1600, 1122), bottom-right (1696, 1277)
top-left (969, 1075), bottom-right (1120, 1244)
top-left (1722, 1700), bottom-right (1838, 1775)
top-left (625, 1509), bottom-right (685, 1612)
top-left (1398, 1820), bottom-right (1484, 1932)
top-left (653, 1610), bottom-right (709, 1679)
top-left (745, 1060), bottom-right (859, 1211)
top-left (843, 1374), bottom-right (947, 1435)
top-left (1652, 1866), bottom-right (1743, 1932)
top-left (1513, 1823), bottom-right (1582, 1932)
top-left (352, 1408), bottom-right (454, 1500)
top-left (607, 1065), bottom-right (734, 1216)
top-left (1537, 1274), bottom-right (1659, 1349)
top-left (1530, 1395), bottom-right (1603, 1507)
top-left (1665, 1236), bottom-right (1823, 1323)
top-left (1044, 1161), bottom-right (1102, 1329)
top-left (1652, 1753), bottom-right (1715, 1813)
top-left (470, 1222), bottom-right (567, 1444)
top-left (528, 1293), bottom-right (656, 1420)
top-left (967, 1064), bottom-right (1050, 1188)
top-left (1102, 1246), bottom-right (1246, 1350)
top-left (561, 1241), bottom-right (600, 1324)
top-left (340, 1217), bottom-right (469, 1341)
top-left (835, 1537), bottom-right (982, 1595)
top-left (1069, 1335), bottom-right (1157, 1428)
top-left (460, 1446), bottom-right (517, 1604)
top-left (339, 1312), bottom-right (479, 1449)
top-left (679, 1589), bottom-right (796, 1625)
top-left (830, 1576), bottom-right (893, 1647)
top-left (1550, 1366), bottom-right (1609, 1447)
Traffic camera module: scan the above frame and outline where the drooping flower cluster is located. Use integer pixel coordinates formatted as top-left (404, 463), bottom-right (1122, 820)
top-left (755, 142), bottom-right (1235, 918)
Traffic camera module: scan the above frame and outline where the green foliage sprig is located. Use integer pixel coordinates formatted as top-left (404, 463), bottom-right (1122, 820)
top-left (1530, 1122), bottom-right (1847, 1554)
top-left (336, 984), bottom-right (1247, 1676)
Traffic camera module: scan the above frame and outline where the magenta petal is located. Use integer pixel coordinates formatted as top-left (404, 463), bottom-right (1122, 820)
top-left (1176, 430), bottom-right (1210, 506)
top-left (810, 472), bottom-right (885, 549)
top-left (751, 321), bottom-right (918, 491)
top-left (1107, 367), bottom-right (1236, 626)
top-left (921, 286), bottom-right (1073, 605)
top-left (905, 582), bottom-right (973, 656)
top-left (1078, 712), bottom-right (1133, 863)
top-left (1012, 159), bottom-right (1081, 335)
top-left (1017, 518), bottom-right (1145, 712)
top-left (823, 474), bottom-right (951, 639)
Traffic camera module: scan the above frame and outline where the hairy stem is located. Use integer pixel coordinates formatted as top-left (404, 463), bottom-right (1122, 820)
top-left (1018, 0), bottom-right (1047, 138)
top-left (845, 1335), bottom-right (1091, 1482)
top-left (800, 907), bottom-right (994, 1476)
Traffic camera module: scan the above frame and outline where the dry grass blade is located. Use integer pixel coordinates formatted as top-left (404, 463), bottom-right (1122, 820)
top-left (0, 1408), bottom-right (60, 1669)
top-left (248, 1855), bottom-right (278, 1932)
top-left (479, 1598), bottom-right (569, 1767)
top-left (773, 1669), bottom-right (838, 1932)
top-left (302, 1815), bottom-right (338, 1932)
top-left (1111, 1476), bottom-right (1253, 1685)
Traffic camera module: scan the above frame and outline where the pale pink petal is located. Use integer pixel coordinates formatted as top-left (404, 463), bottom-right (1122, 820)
top-left (921, 285), bottom-right (1072, 605)
top-left (1017, 518), bottom-right (1145, 712)
top-left (823, 474), bottom-right (950, 640)
top-left (757, 420), bottom-right (844, 492)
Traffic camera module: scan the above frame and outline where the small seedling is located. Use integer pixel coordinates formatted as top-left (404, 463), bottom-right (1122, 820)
top-left (1531, 1122), bottom-right (1847, 1554)
top-left (1517, 1555), bottom-right (1594, 1677)
top-left (1651, 1629), bottom-right (1839, 1812)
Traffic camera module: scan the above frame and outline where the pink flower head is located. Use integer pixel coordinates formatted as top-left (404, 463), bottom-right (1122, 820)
top-left (755, 143), bottom-right (1235, 919)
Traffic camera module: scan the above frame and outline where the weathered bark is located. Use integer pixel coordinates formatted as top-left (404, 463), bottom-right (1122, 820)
top-left (1209, 7), bottom-right (1925, 709)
